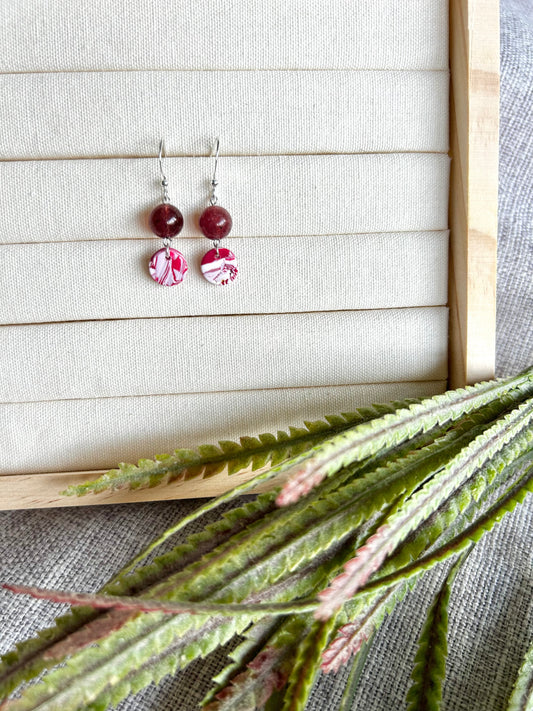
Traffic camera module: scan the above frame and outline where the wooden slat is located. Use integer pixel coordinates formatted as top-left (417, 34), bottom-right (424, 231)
top-left (0, 467), bottom-right (274, 510)
top-left (448, 0), bottom-right (499, 387)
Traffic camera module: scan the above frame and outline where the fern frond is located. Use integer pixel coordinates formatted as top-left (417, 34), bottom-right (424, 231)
top-left (321, 580), bottom-right (414, 673)
top-left (203, 615), bottom-right (312, 711)
top-left (3, 398), bottom-right (516, 704)
top-left (315, 400), bottom-right (533, 618)
top-left (507, 637), bottom-right (533, 711)
top-left (373, 419), bottom-right (533, 583)
top-left (406, 549), bottom-right (471, 711)
top-left (320, 440), bottom-right (533, 672)
top-left (356, 447), bottom-right (533, 599)
top-left (212, 405), bottom-right (510, 616)
top-left (277, 370), bottom-right (533, 505)
top-left (0, 538), bottom-right (346, 711)
top-left (281, 614), bottom-right (339, 711)
top-left (337, 634), bottom-right (374, 711)
top-left (201, 618), bottom-right (283, 708)
top-left (66, 406), bottom-right (405, 497)
top-left (2, 583), bottom-right (317, 617)
top-left (0, 466), bottom-right (349, 700)
top-left (2, 371), bottom-right (533, 711)
top-left (0, 492), bottom-right (279, 698)
top-left (120, 407), bottom-right (463, 576)
top-left (204, 647), bottom-right (292, 711)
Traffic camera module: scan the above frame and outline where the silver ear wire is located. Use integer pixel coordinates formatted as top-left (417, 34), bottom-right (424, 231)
top-left (209, 138), bottom-right (220, 206)
top-left (158, 139), bottom-right (170, 203)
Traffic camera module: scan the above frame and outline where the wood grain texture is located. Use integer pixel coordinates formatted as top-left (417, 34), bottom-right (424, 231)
top-left (449, 0), bottom-right (499, 387)
top-left (0, 466), bottom-right (275, 510)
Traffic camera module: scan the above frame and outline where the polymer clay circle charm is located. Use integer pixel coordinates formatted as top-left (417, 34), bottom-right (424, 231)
top-left (201, 248), bottom-right (238, 286)
top-left (148, 247), bottom-right (188, 286)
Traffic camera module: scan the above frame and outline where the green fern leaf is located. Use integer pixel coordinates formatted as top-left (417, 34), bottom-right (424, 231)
top-left (3, 373), bottom-right (533, 711)
top-left (191, 406), bottom-right (522, 619)
top-left (0, 491), bottom-right (279, 699)
top-left (507, 637), bottom-right (533, 711)
top-left (337, 634), bottom-right (374, 711)
top-left (65, 406), bottom-right (404, 498)
top-left (0, 532), bottom-right (345, 711)
top-left (1, 583), bottom-right (318, 617)
top-left (201, 618), bottom-right (283, 708)
top-left (203, 616), bottom-right (311, 711)
top-left (406, 550), bottom-right (471, 711)
top-left (277, 370), bottom-right (533, 505)
top-left (322, 580), bottom-right (414, 673)
top-left (281, 615), bottom-right (339, 711)
top-left (315, 400), bottom-right (533, 617)
top-left (357, 448), bottom-right (533, 600)
top-left (321, 436), bottom-right (533, 673)
top-left (375, 423), bottom-right (533, 583)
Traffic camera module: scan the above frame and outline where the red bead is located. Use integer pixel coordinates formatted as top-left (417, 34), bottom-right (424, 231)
top-left (199, 205), bottom-right (232, 240)
top-left (149, 203), bottom-right (184, 238)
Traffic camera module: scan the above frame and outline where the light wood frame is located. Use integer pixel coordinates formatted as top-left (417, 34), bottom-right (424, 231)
top-left (449, 0), bottom-right (499, 387)
top-left (1, 0), bottom-right (499, 509)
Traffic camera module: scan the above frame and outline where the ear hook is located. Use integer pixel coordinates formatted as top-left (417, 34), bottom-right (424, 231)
top-left (158, 139), bottom-right (167, 181)
top-left (158, 139), bottom-right (169, 203)
top-left (210, 138), bottom-right (220, 206)
top-left (211, 137), bottom-right (220, 181)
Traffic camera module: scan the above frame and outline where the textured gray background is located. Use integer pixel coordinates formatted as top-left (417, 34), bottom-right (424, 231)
top-left (1, 2), bottom-right (532, 709)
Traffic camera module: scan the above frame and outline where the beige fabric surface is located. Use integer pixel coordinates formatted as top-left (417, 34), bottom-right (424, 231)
top-left (0, 70), bottom-right (448, 160)
top-left (0, 0), bottom-right (448, 72)
top-left (0, 155), bottom-right (450, 244)
top-left (0, 308), bottom-right (448, 404)
top-left (0, 232), bottom-right (449, 325)
top-left (0, 0), bottom-right (450, 479)
top-left (1, 380), bottom-right (447, 474)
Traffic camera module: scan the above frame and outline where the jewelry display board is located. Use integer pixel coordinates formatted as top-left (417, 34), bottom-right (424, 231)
top-left (0, 0), bottom-right (498, 509)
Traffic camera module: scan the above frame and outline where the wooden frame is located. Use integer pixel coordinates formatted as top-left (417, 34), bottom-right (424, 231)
top-left (449, 0), bottom-right (499, 387)
top-left (1, 0), bottom-right (499, 509)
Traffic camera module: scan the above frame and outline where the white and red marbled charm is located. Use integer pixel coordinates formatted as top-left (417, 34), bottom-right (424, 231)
top-left (201, 248), bottom-right (238, 286)
top-left (149, 247), bottom-right (188, 286)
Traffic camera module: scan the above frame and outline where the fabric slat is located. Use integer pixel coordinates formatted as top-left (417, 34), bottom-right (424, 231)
top-left (0, 71), bottom-right (449, 160)
top-left (0, 308), bottom-right (449, 403)
top-left (0, 155), bottom-right (450, 244)
top-left (0, 0), bottom-right (448, 72)
top-left (0, 232), bottom-right (449, 325)
top-left (1, 380), bottom-right (447, 474)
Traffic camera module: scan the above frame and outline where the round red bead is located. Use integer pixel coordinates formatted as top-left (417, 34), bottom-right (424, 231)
top-left (149, 203), bottom-right (184, 238)
top-left (199, 205), bottom-right (232, 240)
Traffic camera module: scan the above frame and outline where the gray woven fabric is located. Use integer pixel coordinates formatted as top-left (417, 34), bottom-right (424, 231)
top-left (1, 3), bottom-right (532, 710)
top-left (497, 0), bottom-right (533, 376)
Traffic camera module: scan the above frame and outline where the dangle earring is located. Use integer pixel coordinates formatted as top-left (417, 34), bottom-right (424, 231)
top-left (147, 140), bottom-right (188, 286)
top-left (199, 139), bottom-right (238, 285)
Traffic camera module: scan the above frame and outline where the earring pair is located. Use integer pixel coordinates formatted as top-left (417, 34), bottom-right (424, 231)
top-left (148, 139), bottom-right (238, 287)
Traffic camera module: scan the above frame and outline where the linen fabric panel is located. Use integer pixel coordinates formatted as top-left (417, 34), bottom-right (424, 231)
top-left (0, 0), bottom-right (451, 481)
top-left (0, 70), bottom-right (449, 160)
top-left (0, 308), bottom-right (448, 403)
top-left (1, 380), bottom-right (448, 475)
top-left (0, 0), bottom-right (448, 72)
top-left (0, 155), bottom-right (450, 244)
top-left (0, 232), bottom-right (449, 325)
